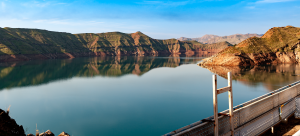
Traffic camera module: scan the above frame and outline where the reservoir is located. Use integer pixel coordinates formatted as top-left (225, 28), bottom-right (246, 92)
top-left (0, 56), bottom-right (300, 136)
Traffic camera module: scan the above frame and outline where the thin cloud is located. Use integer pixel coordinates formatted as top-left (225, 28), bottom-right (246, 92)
top-left (246, 0), bottom-right (295, 9)
top-left (137, 0), bottom-right (223, 7)
top-left (56, 3), bottom-right (67, 5)
top-left (246, 6), bottom-right (256, 9)
top-left (256, 0), bottom-right (295, 4)
top-left (1, 2), bottom-right (6, 11)
top-left (22, 1), bottom-right (51, 8)
top-left (33, 19), bottom-right (104, 26)
top-left (21, 1), bottom-right (67, 8)
top-left (137, 0), bottom-right (193, 6)
top-left (33, 20), bottom-right (70, 25)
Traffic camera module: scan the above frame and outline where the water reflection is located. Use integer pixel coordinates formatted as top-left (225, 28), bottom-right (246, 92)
top-left (0, 56), bottom-right (279, 136)
top-left (200, 64), bottom-right (300, 91)
top-left (0, 56), bottom-right (203, 90)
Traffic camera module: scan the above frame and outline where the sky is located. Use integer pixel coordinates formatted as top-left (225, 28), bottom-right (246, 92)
top-left (0, 0), bottom-right (299, 39)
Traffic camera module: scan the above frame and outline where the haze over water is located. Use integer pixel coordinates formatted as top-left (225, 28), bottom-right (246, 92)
top-left (1, 56), bottom-right (300, 136)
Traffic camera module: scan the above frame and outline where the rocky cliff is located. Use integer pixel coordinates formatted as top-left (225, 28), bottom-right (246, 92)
top-left (0, 28), bottom-right (232, 62)
top-left (198, 26), bottom-right (300, 66)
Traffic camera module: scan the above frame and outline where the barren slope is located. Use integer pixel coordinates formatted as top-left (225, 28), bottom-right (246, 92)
top-left (198, 26), bottom-right (300, 66)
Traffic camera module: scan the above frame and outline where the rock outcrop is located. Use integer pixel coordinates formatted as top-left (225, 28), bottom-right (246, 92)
top-left (45, 130), bottom-right (55, 136)
top-left (0, 108), bottom-right (26, 136)
top-left (0, 107), bottom-right (68, 136)
top-left (58, 132), bottom-right (70, 136)
top-left (27, 130), bottom-right (69, 136)
top-left (198, 26), bottom-right (300, 66)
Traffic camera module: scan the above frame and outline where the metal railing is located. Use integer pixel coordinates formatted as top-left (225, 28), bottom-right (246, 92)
top-left (164, 75), bottom-right (300, 136)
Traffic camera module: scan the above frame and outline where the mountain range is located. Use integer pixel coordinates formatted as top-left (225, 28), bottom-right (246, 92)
top-left (0, 27), bottom-right (232, 62)
top-left (178, 33), bottom-right (263, 45)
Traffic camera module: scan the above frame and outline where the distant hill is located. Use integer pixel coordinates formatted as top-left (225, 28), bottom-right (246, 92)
top-left (178, 34), bottom-right (219, 43)
top-left (178, 34), bottom-right (263, 45)
top-left (0, 27), bottom-right (232, 62)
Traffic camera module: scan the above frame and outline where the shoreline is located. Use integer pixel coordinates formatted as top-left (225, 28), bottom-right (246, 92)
top-left (0, 51), bottom-right (218, 63)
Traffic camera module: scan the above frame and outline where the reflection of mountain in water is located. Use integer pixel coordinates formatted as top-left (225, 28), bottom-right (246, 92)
top-left (0, 56), bottom-right (203, 90)
top-left (200, 64), bottom-right (300, 91)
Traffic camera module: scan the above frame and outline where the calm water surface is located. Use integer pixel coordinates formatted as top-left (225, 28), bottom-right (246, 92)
top-left (1, 56), bottom-right (300, 136)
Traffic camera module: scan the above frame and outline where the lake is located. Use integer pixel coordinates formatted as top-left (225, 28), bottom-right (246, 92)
top-left (1, 56), bottom-right (300, 136)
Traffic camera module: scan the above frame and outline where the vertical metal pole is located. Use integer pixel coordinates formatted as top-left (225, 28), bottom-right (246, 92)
top-left (228, 72), bottom-right (234, 136)
top-left (271, 127), bottom-right (274, 134)
top-left (213, 75), bottom-right (218, 136)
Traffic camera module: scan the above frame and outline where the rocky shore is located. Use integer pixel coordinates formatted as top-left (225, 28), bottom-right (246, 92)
top-left (0, 108), bottom-right (71, 136)
top-left (0, 49), bottom-right (220, 62)
top-left (27, 131), bottom-right (70, 136)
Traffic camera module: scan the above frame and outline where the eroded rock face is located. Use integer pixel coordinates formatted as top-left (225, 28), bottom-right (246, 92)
top-left (199, 26), bottom-right (300, 66)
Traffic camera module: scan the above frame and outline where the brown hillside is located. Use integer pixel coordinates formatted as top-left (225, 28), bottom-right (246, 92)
top-left (198, 26), bottom-right (300, 66)
top-left (0, 28), bottom-right (232, 62)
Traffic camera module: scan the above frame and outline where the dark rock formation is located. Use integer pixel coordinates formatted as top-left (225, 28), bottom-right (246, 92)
top-left (0, 108), bottom-right (25, 136)
top-left (45, 130), bottom-right (54, 136)
top-left (0, 107), bottom-right (67, 136)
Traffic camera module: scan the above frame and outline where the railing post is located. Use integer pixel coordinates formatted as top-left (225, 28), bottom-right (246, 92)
top-left (228, 72), bottom-right (234, 136)
top-left (213, 74), bottom-right (218, 136)
top-left (213, 72), bottom-right (234, 136)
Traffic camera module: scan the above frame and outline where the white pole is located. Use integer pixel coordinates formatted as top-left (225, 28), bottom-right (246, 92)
top-left (228, 72), bottom-right (234, 136)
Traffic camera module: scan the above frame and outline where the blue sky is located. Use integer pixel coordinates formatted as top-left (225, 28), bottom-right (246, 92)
top-left (0, 0), bottom-right (299, 39)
